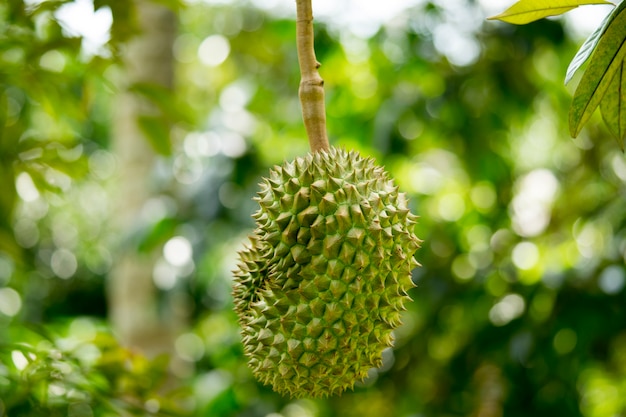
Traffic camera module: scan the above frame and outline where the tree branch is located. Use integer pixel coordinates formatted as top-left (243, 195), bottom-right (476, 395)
top-left (296, 0), bottom-right (329, 153)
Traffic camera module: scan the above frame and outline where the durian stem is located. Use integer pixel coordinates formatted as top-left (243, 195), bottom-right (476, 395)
top-left (296, 0), bottom-right (330, 153)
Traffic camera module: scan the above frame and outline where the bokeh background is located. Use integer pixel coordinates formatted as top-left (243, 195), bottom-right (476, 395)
top-left (1, 0), bottom-right (625, 416)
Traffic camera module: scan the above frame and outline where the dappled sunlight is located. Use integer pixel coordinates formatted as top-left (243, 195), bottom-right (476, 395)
top-left (2, 0), bottom-right (626, 415)
top-left (164, 236), bottom-right (193, 268)
top-left (598, 265), bottom-right (625, 295)
top-left (175, 332), bottom-right (205, 362)
top-left (574, 219), bottom-right (612, 263)
top-left (489, 293), bottom-right (525, 327)
top-left (50, 248), bottom-right (78, 279)
top-left (54, 0), bottom-right (112, 56)
top-left (0, 287), bottom-right (22, 317)
top-left (511, 241), bottom-right (539, 271)
top-left (511, 169), bottom-right (560, 237)
top-left (470, 181), bottom-right (497, 213)
top-left (437, 193), bottom-right (465, 222)
top-left (15, 172), bottom-right (39, 202)
top-left (198, 34), bottom-right (231, 67)
top-left (433, 23), bottom-right (481, 67)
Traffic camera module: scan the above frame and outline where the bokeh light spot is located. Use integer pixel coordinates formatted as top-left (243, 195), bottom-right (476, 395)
top-left (153, 258), bottom-right (178, 290)
top-left (195, 370), bottom-right (233, 404)
top-left (471, 182), bottom-right (496, 212)
top-left (14, 218), bottom-right (39, 248)
top-left (69, 317), bottom-right (97, 341)
top-left (397, 114), bottom-right (423, 140)
top-left (175, 332), bottom-right (205, 362)
top-left (198, 34), bottom-right (230, 67)
top-left (145, 399), bottom-right (160, 414)
top-left (553, 328), bottom-right (577, 355)
top-left (89, 150), bottom-right (117, 180)
top-left (512, 169), bottom-right (559, 237)
top-left (512, 242), bottom-right (539, 271)
top-left (55, 0), bottom-right (112, 56)
top-left (164, 236), bottom-right (193, 267)
top-left (438, 193), bottom-right (465, 221)
top-left (433, 23), bottom-right (480, 67)
top-left (219, 81), bottom-right (252, 111)
top-left (219, 132), bottom-right (247, 158)
top-left (174, 33), bottom-right (200, 64)
top-left (173, 155), bottom-right (203, 184)
top-left (598, 265), bottom-right (625, 295)
top-left (50, 249), bottom-right (78, 279)
top-left (0, 287), bottom-right (22, 317)
top-left (39, 50), bottom-right (66, 73)
top-left (452, 254), bottom-right (475, 281)
top-left (489, 294), bottom-right (525, 326)
top-left (16, 172), bottom-right (39, 202)
top-left (11, 350), bottom-right (28, 371)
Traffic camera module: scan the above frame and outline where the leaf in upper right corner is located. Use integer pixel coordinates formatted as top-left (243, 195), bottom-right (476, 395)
top-left (569, 2), bottom-right (626, 138)
top-left (565, 4), bottom-right (616, 84)
top-left (600, 58), bottom-right (626, 149)
top-left (488, 0), bottom-right (612, 24)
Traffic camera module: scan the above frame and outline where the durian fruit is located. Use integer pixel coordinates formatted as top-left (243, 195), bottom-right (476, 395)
top-left (233, 147), bottom-right (421, 398)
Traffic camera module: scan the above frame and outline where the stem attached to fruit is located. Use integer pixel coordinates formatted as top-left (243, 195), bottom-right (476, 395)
top-left (296, 0), bottom-right (330, 153)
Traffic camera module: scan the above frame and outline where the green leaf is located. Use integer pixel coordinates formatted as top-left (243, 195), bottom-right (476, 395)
top-left (565, 5), bottom-right (616, 84)
top-left (137, 217), bottom-right (178, 252)
top-left (569, 3), bottom-right (626, 137)
top-left (600, 57), bottom-right (626, 149)
top-left (488, 0), bottom-right (611, 24)
top-left (94, 0), bottom-right (138, 45)
top-left (130, 82), bottom-right (192, 124)
top-left (137, 115), bottom-right (172, 156)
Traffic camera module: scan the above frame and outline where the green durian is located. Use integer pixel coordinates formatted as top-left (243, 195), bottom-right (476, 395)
top-left (233, 147), bottom-right (421, 398)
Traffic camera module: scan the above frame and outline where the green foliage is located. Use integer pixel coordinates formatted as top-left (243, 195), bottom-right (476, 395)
top-left (0, 0), bottom-right (108, 261)
top-left (0, 322), bottom-right (190, 416)
top-left (94, 0), bottom-right (138, 50)
top-left (492, 0), bottom-right (626, 147)
top-left (569, 0), bottom-right (626, 146)
top-left (130, 82), bottom-right (194, 156)
top-left (1, 1), bottom-right (626, 417)
top-left (565, 9), bottom-right (613, 83)
top-left (488, 0), bottom-right (611, 24)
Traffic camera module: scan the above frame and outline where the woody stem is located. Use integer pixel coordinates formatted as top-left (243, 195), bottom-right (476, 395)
top-left (295, 0), bottom-right (329, 153)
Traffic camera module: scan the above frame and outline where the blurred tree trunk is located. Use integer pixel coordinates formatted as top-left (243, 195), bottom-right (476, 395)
top-left (108, 0), bottom-right (179, 357)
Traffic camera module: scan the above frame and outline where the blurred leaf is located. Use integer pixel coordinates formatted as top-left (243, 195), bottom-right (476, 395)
top-left (569, 1), bottom-right (626, 137)
top-left (94, 0), bottom-right (137, 45)
top-left (151, 0), bottom-right (185, 12)
top-left (488, 0), bottom-right (610, 24)
top-left (137, 115), bottom-right (172, 155)
top-left (565, 6), bottom-right (615, 84)
top-left (137, 217), bottom-right (178, 252)
top-left (0, 323), bottom-right (189, 416)
top-left (600, 57), bottom-right (626, 148)
top-left (130, 82), bottom-right (193, 124)
top-left (0, 148), bottom-right (18, 259)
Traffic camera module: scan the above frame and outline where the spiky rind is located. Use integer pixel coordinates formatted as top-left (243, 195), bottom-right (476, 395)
top-left (233, 147), bottom-right (421, 398)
